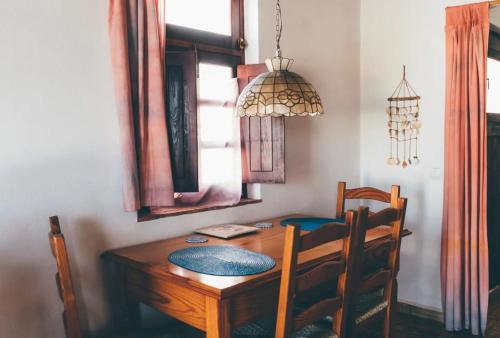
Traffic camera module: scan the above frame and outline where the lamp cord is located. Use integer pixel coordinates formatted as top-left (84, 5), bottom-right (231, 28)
top-left (275, 0), bottom-right (283, 58)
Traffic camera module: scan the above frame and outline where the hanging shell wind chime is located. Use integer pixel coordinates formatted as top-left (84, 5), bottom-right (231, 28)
top-left (386, 66), bottom-right (421, 168)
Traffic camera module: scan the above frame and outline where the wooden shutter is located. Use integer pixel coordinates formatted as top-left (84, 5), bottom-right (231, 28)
top-left (238, 64), bottom-right (285, 183)
top-left (166, 51), bottom-right (198, 192)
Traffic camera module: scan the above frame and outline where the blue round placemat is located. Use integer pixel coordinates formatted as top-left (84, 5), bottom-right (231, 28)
top-left (168, 245), bottom-right (276, 276)
top-left (280, 217), bottom-right (345, 231)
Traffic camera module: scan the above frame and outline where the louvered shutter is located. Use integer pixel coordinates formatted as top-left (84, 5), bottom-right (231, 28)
top-left (166, 51), bottom-right (198, 192)
top-left (237, 64), bottom-right (285, 183)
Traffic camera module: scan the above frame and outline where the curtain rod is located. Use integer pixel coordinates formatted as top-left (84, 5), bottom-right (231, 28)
top-left (491, 0), bottom-right (500, 8)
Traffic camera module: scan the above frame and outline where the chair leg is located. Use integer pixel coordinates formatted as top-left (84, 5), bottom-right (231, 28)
top-left (383, 279), bottom-right (398, 338)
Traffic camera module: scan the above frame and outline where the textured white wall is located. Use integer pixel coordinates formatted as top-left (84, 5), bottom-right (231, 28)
top-left (258, 0), bottom-right (361, 217)
top-left (489, 8), bottom-right (500, 114)
top-left (0, 0), bottom-right (360, 337)
top-left (491, 6), bottom-right (500, 27)
top-left (360, 0), bottom-right (483, 312)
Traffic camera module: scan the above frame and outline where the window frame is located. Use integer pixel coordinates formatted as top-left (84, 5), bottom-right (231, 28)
top-left (166, 0), bottom-right (245, 59)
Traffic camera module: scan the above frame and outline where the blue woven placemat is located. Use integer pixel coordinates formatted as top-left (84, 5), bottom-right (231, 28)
top-left (168, 245), bottom-right (276, 276)
top-left (280, 217), bottom-right (345, 231)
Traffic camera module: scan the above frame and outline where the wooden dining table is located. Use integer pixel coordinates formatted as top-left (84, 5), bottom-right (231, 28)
top-left (103, 214), bottom-right (411, 338)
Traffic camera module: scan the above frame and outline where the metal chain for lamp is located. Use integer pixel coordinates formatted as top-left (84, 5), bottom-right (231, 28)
top-left (275, 0), bottom-right (283, 58)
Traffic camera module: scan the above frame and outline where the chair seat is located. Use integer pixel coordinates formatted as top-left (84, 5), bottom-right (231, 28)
top-left (353, 291), bottom-right (388, 325)
top-left (321, 292), bottom-right (388, 327)
top-left (94, 325), bottom-right (187, 338)
top-left (233, 317), bottom-right (338, 338)
top-left (232, 318), bottom-right (273, 337)
top-left (108, 331), bottom-right (181, 338)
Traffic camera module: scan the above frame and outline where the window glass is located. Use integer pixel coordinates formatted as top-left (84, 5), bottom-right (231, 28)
top-left (198, 63), bottom-right (233, 101)
top-left (198, 63), bottom-right (238, 185)
top-left (166, 0), bottom-right (232, 36)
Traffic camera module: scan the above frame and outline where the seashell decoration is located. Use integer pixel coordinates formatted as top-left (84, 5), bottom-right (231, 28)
top-left (386, 66), bottom-right (421, 168)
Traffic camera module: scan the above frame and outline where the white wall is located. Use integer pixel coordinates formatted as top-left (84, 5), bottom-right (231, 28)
top-left (487, 58), bottom-right (500, 114)
top-left (0, 0), bottom-right (360, 337)
top-left (258, 0), bottom-right (360, 217)
top-left (360, 0), bottom-right (483, 312)
top-left (491, 6), bottom-right (500, 27)
top-left (489, 7), bottom-right (500, 115)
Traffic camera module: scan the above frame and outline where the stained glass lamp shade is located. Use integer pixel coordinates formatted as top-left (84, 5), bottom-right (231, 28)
top-left (236, 0), bottom-right (324, 117)
top-left (236, 58), bottom-right (324, 117)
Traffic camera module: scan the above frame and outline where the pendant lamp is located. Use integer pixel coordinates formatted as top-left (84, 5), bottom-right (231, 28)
top-left (236, 0), bottom-right (324, 117)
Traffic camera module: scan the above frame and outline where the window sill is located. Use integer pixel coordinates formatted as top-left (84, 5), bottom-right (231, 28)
top-left (137, 198), bottom-right (262, 222)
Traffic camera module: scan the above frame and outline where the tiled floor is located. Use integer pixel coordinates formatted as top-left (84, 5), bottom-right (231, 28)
top-left (177, 288), bottom-right (500, 338)
top-left (363, 288), bottom-right (500, 338)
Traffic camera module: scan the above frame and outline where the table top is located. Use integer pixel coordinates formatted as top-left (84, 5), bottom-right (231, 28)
top-left (103, 214), bottom-right (410, 298)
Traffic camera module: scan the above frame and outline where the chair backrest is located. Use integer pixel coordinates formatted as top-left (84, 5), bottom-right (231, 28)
top-left (349, 197), bottom-right (408, 332)
top-left (48, 216), bottom-right (82, 338)
top-left (275, 208), bottom-right (369, 338)
top-left (336, 181), bottom-right (400, 218)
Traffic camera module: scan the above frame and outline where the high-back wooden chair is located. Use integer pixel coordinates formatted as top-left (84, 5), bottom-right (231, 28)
top-left (275, 208), bottom-right (369, 338)
top-left (348, 197), bottom-right (408, 338)
top-left (336, 181), bottom-right (400, 219)
top-left (48, 216), bottom-right (185, 338)
top-left (48, 216), bottom-right (82, 338)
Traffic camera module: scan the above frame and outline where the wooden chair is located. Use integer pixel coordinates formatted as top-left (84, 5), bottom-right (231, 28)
top-left (48, 216), bottom-right (83, 338)
top-left (348, 198), bottom-right (408, 338)
top-left (274, 208), bottom-right (368, 338)
top-left (232, 210), bottom-right (366, 338)
top-left (48, 216), bottom-right (184, 338)
top-left (335, 181), bottom-right (400, 219)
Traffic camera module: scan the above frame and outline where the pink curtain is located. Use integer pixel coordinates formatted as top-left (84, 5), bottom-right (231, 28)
top-left (108, 0), bottom-right (175, 211)
top-left (441, 3), bottom-right (489, 335)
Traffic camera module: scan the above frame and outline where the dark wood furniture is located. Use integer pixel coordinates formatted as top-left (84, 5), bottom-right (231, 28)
top-left (48, 216), bottom-right (82, 338)
top-left (275, 209), bottom-right (367, 338)
top-left (335, 182), bottom-right (407, 337)
top-left (165, 50), bottom-right (199, 193)
top-left (349, 198), bottom-right (408, 338)
top-left (48, 216), bottom-right (183, 338)
top-left (336, 181), bottom-right (400, 218)
top-left (103, 214), bottom-right (411, 338)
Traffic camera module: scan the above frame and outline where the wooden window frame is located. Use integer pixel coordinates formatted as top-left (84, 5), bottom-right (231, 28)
top-left (166, 0), bottom-right (245, 59)
top-left (138, 198), bottom-right (262, 222)
top-left (138, 0), bottom-right (262, 221)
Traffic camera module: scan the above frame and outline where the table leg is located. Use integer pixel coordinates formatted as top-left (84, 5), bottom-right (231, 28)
top-left (206, 297), bottom-right (231, 338)
top-left (112, 264), bottom-right (141, 332)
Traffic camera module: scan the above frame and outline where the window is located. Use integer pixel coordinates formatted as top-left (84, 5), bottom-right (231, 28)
top-left (142, 0), bottom-right (257, 220)
top-left (198, 63), bottom-right (240, 186)
top-left (138, 0), bottom-right (286, 221)
top-left (165, 0), bottom-right (243, 191)
top-left (166, 0), bottom-right (232, 36)
top-left (166, 0), bottom-right (243, 52)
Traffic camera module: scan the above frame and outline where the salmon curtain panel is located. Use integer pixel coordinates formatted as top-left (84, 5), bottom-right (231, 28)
top-left (441, 3), bottom-right (489, 335)
top-left (108, 0), bottom-right (175, 211)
